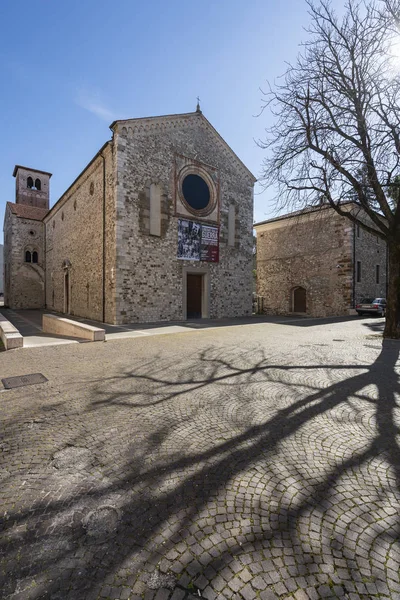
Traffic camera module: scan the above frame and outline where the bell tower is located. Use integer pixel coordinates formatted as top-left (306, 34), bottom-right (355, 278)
top-left (13, 165), bottom-right (52, 210)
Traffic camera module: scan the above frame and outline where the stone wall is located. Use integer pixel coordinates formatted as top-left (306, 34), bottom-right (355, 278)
top-left (0, 244), bottom-right (3, 294)
top-left (255, 209), bottom-right (354, 317)
top-left (44, 143), bottom-right (116, 323)
top-left (113, 113), bottom-right (255, 323)
top-left (3, 207), bottom-right (45, 309)
top-left (354, 222), bottom-right (387, 303)
top-left (15, 166), bottom-right (50, 210)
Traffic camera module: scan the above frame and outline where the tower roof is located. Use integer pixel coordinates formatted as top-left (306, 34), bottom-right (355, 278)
top-left (13, 165), bottom-right (52, 178)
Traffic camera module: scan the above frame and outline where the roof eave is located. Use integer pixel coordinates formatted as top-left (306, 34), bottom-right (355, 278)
top-left (13, 165), bottom-right (53, 178)
top-left (110, 111), bottom-right (257, 182)
top-left (43, 140), bottom-right (111, 222)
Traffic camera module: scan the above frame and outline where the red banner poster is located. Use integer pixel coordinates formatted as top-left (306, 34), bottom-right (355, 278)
top-left (201, 225), bottom-right (219, 262)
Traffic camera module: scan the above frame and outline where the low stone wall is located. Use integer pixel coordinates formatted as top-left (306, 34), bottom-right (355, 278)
top-left (0, 314), bottom-right (23, 350)
top-left (42, 314), bottom-right (105, 342)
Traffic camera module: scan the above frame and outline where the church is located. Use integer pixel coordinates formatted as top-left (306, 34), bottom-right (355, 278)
top-left (3, 108), bottom-right (256, 324)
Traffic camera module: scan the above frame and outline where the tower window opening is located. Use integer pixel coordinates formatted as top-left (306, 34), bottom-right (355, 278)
top-left (25, 250), bottom-right (32, 263)
top-left (35, 178), bottom-right (41, 191)
top-left (32, 251), bottom-right (38, 264)
top-left (27, 177), bottom-right (33, 189)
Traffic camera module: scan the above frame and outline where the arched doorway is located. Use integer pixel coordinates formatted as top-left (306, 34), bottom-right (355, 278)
top-left (293, 286), bottom-right (306, 313)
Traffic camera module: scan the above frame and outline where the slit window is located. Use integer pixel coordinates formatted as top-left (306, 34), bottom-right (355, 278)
top-left (25, 250), bottom-right (32, 263)
top-left (376, 264), bottom-right (380, 284)
top-left (149, 183), bottom-right (161, 237)
top-left (356, 261), bottom-right (361, 283)
top-left (228, 204), bottom-right (236, 246)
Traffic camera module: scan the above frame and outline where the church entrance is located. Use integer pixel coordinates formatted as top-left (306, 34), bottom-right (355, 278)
top-left (186, 274), bottom-right (203, 319)
top-left (293, 286), bottom-right (306, 313)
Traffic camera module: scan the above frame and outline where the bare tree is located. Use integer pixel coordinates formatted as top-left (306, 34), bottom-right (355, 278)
top-left (260, 0), bottom-right (400, 338)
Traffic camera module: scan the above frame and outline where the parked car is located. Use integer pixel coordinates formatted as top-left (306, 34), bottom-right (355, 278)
top-left (356, 297), bottom-right (386, 317)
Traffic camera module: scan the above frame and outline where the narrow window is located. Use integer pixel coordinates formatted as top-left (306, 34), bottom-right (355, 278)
top-left (32, 251), bottom-right (38, 264)
top-left (376, 264), bottom-right (380, 284)
top-left (149, 183), bottom-right (161, 236)
top-left (27, 177), bottom-right (33, 189)
top-left (35, 178), bottom-right (41, 191)
top-left (356, 261), bottom-right (361, 283)
top-left (228, 204), bottom-right (236, 246)
top-left (356, 223), bottom-right (361, 238)
top-left (25, 250), bottom-right (32, 262)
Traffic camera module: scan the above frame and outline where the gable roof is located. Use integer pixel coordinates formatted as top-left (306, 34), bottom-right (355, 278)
top-left (7, 202), bottom-right (49, 221)
top-left (13, 165), bottom-right (52, 178)
top-left (254, 201), bottom-right (357, 228)
top-left (110, 111), bottom-right (257, 182)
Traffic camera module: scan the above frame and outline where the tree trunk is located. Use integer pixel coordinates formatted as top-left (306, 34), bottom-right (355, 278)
top-left (384, 242), bottom-right (400, 339)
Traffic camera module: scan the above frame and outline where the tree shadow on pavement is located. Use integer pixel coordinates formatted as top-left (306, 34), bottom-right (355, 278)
top-left (1, 341), bottom-right (400, 599)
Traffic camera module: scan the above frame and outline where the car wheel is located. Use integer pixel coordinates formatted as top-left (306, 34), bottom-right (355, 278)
top-left (356, 311), bottom-right (363, 316)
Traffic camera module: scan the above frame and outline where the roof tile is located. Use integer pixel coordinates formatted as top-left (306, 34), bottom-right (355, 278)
top-left (7, 202), bottom-right (48, 221)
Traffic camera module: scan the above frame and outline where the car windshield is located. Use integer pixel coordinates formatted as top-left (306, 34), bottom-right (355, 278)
top-left (361, 298), bottom-right (374, 303)
top-left (372, 298), bottom-right (385, 304)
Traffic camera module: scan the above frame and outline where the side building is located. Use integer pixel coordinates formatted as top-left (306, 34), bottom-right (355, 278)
top-left (254, 204), bottom-right (387, 318)
top-left (3, 109), bottom-right (256, 324)
top-left (0, 244), bottom-right (3, 294)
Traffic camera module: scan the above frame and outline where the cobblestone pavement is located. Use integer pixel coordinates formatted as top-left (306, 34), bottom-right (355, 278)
top-left (1, 316), bottom-right (399, 600)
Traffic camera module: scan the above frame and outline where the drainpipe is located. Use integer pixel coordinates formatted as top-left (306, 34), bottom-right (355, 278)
top-left (100, 152), bottom-right (106, 323)
top-left (43, 221), bottom-right (46, 308)
top-left (352, 223), bottom-right (356, 308)
top-left (386, 238), bottom-right (389, 299)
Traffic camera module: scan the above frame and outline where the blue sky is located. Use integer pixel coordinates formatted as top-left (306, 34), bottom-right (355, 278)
top-left (0, 0), bottom-right (341, 242)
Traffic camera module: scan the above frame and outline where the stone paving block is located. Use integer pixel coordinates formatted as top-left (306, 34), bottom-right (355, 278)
top-left (273, 581), bottom-right (288, 596)
top-left (293, 590), bottom-right (309, 600)
top-left (252, 575), bottom-right (268, 590)
top-left (259, 590), bottom-right (279, 600)
top-left (239, 583), bottom-right (256, 600)
top-left (155, 589), bottom-right (171, 600)
top-left (239, 568), bottom-right (252, 583)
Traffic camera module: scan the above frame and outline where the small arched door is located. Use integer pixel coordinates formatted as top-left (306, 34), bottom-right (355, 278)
top-left (293, 286), bottom-right (306, 313)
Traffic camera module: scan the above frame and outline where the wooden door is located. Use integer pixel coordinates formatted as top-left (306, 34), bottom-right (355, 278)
top-left (293, 287), bottom-right (306, 313)
top-left (187, 274), bottom-right (202, 318)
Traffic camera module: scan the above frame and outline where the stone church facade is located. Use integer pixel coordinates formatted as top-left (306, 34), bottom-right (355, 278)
top-left (255, 204), bottom-right (388, 318)
top-left (4, 110), bottom-right (256, 324)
